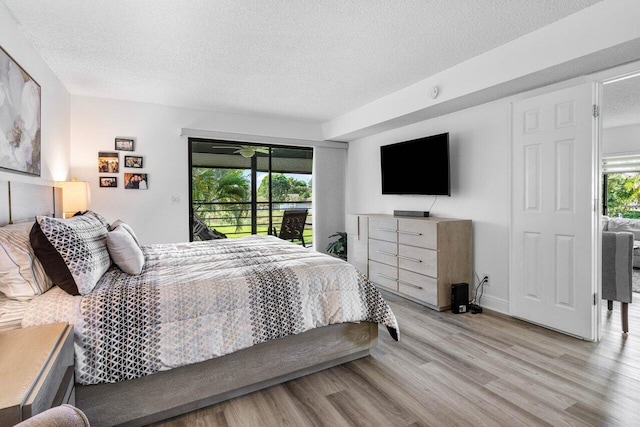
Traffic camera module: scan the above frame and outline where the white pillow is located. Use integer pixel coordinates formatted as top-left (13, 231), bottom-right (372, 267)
top-left (0, 222), bottom-right (53, 300)
top-left (110, 219), bottom-right (141, 247)
top-left (106, 226), bottom-right (145, 275)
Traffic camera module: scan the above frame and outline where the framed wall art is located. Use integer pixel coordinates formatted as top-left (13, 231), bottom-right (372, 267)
top-left (0, 45), bottom-right (41, 176)
top-left (115, 137), bottom-right (135, 151)
top-left (124, 173), bottom-right (148, 190)
top-left (124, 155), bottom-right (143, 168)
top-left (99, 177), bottom-right (118, 188)
top-left (98, 152), bottom-right (119, 173)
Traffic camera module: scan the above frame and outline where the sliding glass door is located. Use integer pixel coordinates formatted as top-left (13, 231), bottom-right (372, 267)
top-left (189, 139), bottom-right (313, 244)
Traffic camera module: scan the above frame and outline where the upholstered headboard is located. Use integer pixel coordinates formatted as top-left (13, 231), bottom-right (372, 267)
top-left (0, 181), bottom-right (62, 226)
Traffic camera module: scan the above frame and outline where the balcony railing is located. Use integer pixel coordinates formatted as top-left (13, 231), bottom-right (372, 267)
top-left (192, 200), bottom-right (313, 245)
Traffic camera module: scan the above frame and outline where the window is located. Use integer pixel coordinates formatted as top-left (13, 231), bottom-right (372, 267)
top-left (602, 154), bottom-right (640, 218)
top-left (189, 139), bottom-right (313, 244)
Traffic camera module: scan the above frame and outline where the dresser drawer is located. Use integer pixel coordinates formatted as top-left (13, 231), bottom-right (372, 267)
top-left (398, 269), bottom-right (438, 306)
top-left (369, 239), bottom-right (397, 267)
top-left (369, 261), bottom-right (398, 291)
top-left (368, 217), bottom-right (397, 243)
top-left (398, 244), bottom-right (437, 277)
top-left (398, 219), bottom-right (437, 249)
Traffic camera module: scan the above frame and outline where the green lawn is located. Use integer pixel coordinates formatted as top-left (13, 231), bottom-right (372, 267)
top-left (201, 213), bottom-right (313, 246)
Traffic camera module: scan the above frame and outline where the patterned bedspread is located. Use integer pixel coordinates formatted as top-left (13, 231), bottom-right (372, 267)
top-left (23, 235), bottom-right (398, 385)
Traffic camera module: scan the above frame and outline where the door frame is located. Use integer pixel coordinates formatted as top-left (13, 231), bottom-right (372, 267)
top-left (588, 61), bottom-right (640, 340)
top-left (506, 60), bottom-right (640, 341)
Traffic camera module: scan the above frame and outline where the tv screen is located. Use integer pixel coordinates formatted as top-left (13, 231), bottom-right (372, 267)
top-left (380, 133), bottom-right (450, 196)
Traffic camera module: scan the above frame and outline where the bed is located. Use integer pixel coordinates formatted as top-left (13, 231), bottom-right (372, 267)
top-left (0, 180), bottom-right (398, 426)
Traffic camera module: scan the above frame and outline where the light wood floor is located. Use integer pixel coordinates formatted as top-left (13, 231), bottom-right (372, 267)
top-left (152, 292), bottom-right (640, 426)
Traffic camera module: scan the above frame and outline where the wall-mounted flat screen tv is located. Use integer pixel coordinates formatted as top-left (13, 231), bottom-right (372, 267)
top-left (380, 133), bottom-right (450, 196)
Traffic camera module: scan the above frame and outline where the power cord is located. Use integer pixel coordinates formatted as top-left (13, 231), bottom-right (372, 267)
top-left (428, 196), bottom-right (438, 213)
top-left (469, 270), bottom-right (487, 314)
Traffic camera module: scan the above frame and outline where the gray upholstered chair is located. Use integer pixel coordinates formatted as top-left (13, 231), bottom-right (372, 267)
top-left (602, 231), bottom-right (634, 333)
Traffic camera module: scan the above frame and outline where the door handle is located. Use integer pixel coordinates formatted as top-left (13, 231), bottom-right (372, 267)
top-left (397, 254), bottom-right (422, 263)
top-left (397, 230), bottom-right (422, 236)
top-left (377, 250), bottom-right (397, 257)
top-left (398, 279), bottom-right (422, 290)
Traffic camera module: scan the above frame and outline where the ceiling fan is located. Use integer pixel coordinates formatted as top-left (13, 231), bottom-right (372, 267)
top-left (233, 145), bottom-right (270, 158)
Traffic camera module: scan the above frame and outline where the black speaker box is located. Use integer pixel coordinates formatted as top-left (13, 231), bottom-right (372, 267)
top-left (451, 283), bottom-right (469, 314)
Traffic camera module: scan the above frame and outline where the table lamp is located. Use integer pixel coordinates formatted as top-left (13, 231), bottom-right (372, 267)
top-left (55, 179), bottom-right (88, 219)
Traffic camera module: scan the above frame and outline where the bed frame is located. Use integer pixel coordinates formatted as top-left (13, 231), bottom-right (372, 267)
top-left (1, 180), bottom-right (379, 427)
top-left (78, 322), bottom-right (377, 426)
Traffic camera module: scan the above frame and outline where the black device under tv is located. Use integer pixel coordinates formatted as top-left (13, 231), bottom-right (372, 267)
top-left (380, 132), bottom-right (450, 196)
top-left (393, 210), bottom-right (430, 217)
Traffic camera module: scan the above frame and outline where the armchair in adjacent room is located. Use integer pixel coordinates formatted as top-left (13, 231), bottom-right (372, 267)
top-left (602, 231), bottom-right (634, 333)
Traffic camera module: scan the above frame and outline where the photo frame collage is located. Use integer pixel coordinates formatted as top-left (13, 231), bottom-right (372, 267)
top-left (98, 137), bottom-right (148, 189)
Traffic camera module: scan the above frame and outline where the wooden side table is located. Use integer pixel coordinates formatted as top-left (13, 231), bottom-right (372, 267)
top-left (0, 323), bottom-right (74, 425)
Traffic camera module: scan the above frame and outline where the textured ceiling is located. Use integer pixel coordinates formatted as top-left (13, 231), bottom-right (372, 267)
top-left (603, 75), bottom-right (640, 129)
top-left (2, 0), bottom-right (602, 122)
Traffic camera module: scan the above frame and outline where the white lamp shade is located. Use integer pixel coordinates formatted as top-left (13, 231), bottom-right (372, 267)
top-left (56, 181), bottom-right (88, 217)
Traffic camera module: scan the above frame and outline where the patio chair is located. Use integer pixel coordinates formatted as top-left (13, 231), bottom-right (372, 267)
top-left (272, 209), bottom-right (308, 247)
top-left (193, 215), bottom-right (227, 240)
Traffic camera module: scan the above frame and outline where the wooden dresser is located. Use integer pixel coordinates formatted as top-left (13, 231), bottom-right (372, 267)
top-left (0, 323), bottom-right (75, 425)
top-left (347, 214), bottom-right (472, 311)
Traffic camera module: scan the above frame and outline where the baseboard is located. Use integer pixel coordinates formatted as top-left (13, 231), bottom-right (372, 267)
top-left (477, 294), bottom-right (509, 314)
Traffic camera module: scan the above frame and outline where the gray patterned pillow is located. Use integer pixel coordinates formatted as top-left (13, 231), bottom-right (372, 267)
top-left (30, 211), bottom-right (111, 295)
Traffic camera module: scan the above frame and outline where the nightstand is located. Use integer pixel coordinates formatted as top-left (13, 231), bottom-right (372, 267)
top-left (0, 323), bottom-right (74, 425)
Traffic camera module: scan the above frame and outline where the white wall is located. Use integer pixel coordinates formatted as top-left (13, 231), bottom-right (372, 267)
top-left (347, 99), bottom-right (511, 313)
top-left (70, 96), bottom-right (345, 246)
top-left (313, 147), bottom-right (346, 253)
top-left (602, 124), bottom-right (640, 156)
top-left (0, 3), bottom-right (70, 184)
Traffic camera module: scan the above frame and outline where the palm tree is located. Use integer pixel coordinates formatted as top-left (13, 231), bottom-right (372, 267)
top-left (213, 170), bottom-right (250, 230)
top-left (192, 168), bottom-right (250, 231)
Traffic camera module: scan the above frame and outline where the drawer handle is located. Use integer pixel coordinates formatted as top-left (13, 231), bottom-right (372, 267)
top-left (378, 273), bottom-right (398, 281)
top-left (398, 230), bottom-right (422, 236)
top-left (378, 228), bottom-right (397, 233)
top-left (398, 279), bottom-right (423, 290)
top-left (397, 254), bottom-right (422, 263)
top-left (377, 250), bottom-right (397, 257)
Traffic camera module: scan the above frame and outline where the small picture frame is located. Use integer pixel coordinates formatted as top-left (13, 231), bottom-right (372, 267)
top-left (98, 152), bottom-right (119, 173)
top-left (125, 173), bottom-right (148, 190)
top-left (115, 137), bottom-right (135, 151)
top-left (99, 177), bottom-right (118, 188)
top-left (124, 155), bottom-right (143, 168)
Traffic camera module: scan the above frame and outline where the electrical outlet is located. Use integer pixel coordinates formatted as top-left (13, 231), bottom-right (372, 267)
top-left (482, 274), bottom-right (490, 287)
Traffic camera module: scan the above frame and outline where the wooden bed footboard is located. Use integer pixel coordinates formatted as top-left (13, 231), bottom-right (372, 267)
top-left (76, 321), bottom-right (379, 427)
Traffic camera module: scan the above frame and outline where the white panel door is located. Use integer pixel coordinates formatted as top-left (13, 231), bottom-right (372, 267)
top-left (511, 83), bottom-right (596, 340)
